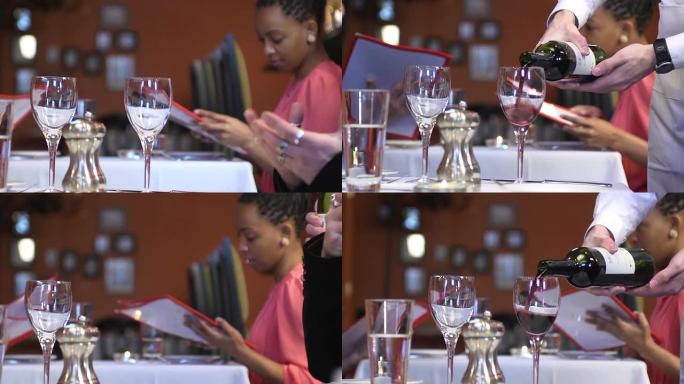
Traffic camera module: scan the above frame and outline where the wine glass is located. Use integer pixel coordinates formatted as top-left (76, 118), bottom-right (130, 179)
top-left (513, 276), bottom-right (560, 384)
top-left (124, 77), bottom-right (172, 192)
top-left (403, 65), bottom-right (451, 190)
top-left (30, 76), bottom-right (78, 192)
top-left (428, 275), bottom-right (475, 384)
top-left (496, 67), bottom-right (545, 183)
top-left (25, 280), bottom-right (72, 384)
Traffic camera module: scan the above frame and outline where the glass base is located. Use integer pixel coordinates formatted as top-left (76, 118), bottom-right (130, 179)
top-left (414, 179), bottom-right (467, 192)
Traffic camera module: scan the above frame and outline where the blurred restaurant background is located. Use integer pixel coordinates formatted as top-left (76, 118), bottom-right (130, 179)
top-left (0, 194), bottom-right (281, 358)
top-left (0, 0), bottom-right (344, 154)
top-left (342, 193), bottom-right (653, 370)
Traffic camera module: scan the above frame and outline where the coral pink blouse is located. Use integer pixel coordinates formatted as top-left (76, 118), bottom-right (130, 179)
top-left (259, 60), bottom-right (342, 191)
top-left (646, 291), bottom-right (684, 384)
top-left (246, 263), bottom-right (319, 384)
top-left (610, 72), bottom-right (654, 192)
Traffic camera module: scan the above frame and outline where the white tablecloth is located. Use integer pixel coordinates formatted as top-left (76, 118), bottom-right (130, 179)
top-left (355, 352), bottom-right (649, 384)
top-left (7, 156), bottom-right (257, 192)
top-left (2, 360), bottom-right (250, 384)
top-left (347, 178), bottom-right (628, 192)
top-left (383, 145), bottom-right (629, 188)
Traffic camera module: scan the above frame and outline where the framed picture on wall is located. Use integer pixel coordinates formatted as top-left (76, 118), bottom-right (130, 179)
top-left (408, 34), bottom-right (424, 48)
top-left (458, 20), bottom-right (476, 41)
top-left (488, 203), bottom-right (517, 227)
top-left (469, 44), bottom-right (499, 81)
top-left (61, 250), bottom-right (79, 273)
top-left (504, 229), bottom-right (527, 250)
top-left (45, 248), bottom-right (59, 268)
top-left (99, 207), bottom-right (127, 231)
top-left (95, 234), bottom-right (111, 255)
top-left (464, 0), bottom-right (491, 19)
top-left (446, 41), bottom-right (466, 66)
top-left (451, 246), bottom-right (469, 268)
top-left (83, 255), bottom-right (101, 278)
top-left (114, 234), bottom-right (136, 254)
top-left (10, 34), bottom-right (37, 65)
top-left (483, 229), bottom-right (500, 250)
top-left (61, 47), bottom-right (80, 70)
top-left (404, 266), bottom-right (426, 295)
top-left (494, 253), bottom-right (523, 289)
top-left (479, 21), bottom-right (501, 41)
top-left (95, 30), bottom-right (113, 51)
top-left (433, 244), bottom-right (449, 262)
top-left (115, 30), bottom-right (138, 51)
top-left (9, 238), bottom-right (36, 268)
top-left (105, 257), bottom-right (135, 294)
top-left (14, 272), bottom-right (36, 297)
top-left (84, 51), bottom-right (104, 75)
top-left (424, 36), bottom-right (444, 52)
top-left (46, 45), bottom-right (60, 64)
top-left (106, 54), bottom-right (135, 91)
top-left (473, 249), bottom-right (491, 274)
top-left (100, 3), bottom-right (128, 29)
top-left (16, 68), bottom-right (35, 93)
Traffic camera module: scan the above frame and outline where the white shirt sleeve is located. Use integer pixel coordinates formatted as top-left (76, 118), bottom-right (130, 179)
top-left (588, 192), bottom-right (657, 244)
top-left (548, 0), bottom-right (606, 28)
top-left (666, 33), bottom-right (684, 69)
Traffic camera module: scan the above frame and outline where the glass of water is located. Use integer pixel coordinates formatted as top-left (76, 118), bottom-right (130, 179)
top-left (365, 299), bottom-right (413, 384)
top-left (141, 323), bottom-right (164, 359)
top-left (343, 89), bottom-right (390, 192)
top-left (0, 100), bottom-right (13, 191)
top-left (25, 280), bottom-right (72, 384)
top-left (403, 65), bottom-right (450, 190)
top-left (428, 275), bottom-right (475, 384)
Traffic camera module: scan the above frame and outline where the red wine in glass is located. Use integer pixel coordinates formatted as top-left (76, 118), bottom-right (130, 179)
top-left (515, 306), bottom-right (558, 336)
top-left (502, 101), bottom-right (543, 127)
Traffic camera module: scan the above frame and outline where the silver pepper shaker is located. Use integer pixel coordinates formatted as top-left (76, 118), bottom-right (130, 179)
top-left (436, 90), bottom-right (468, 190)
top-left (462, 310), bottom-right (505, 384)
top-left (62, 100), bottom-right (106, 192)
top-left (57, 303), bottom-right (100, 384)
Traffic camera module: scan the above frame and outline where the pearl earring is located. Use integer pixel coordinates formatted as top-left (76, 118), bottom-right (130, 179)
top-left (670, 229), bottom-right (678, 239)
top-left (307, 34), bottom-right (316, 44)
top-left (281, 237), bottom-right (290, 247)
top-left (619, 35), bottom-right (628, 44)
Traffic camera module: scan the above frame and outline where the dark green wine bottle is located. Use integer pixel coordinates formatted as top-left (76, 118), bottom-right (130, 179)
top-left (519, 40), bottom-right (608, 82)
top-left (537, 247), bottom-right (654, 288)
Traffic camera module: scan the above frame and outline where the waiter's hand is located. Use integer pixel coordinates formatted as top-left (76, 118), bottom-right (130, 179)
top-left (558, 44), bottom-right (656, 93)
top-left (323, 193), bottom-right (342, 258)
top-left (538, 10), bottom-right (589, 54)
top-left (585, 306), bottom-right (654, 353)
top-left (583, 225), bottom-right (626, 296)
top-left (628, 248), bottom-right (684, 296)
top-left (305, 212), bottom-right (326, 237)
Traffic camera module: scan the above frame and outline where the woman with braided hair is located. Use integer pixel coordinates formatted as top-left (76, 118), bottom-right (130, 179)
top-left (187, 193), bottom-right (320, 384)
top-left (195, 0), bottom-right (342, 192)
top-left (561, 0), bottom-right (654, 191)
top-left (586, 193), bottom-right (684, 383)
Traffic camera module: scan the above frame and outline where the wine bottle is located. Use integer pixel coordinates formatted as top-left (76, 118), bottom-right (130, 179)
top-left (519, 41), bottom-right (607, 82)
top-left (537, 247), bottom-right (654, 288)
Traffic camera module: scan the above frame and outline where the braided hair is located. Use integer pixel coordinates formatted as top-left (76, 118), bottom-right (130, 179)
top-left (603, 0), bottom-right (654, 35)
top-left (657, 193), bottom-right (684, 216)
top-left (256, 0), bottom-right (326, 25)
top-left (238, 193), bottom-right (308, 232)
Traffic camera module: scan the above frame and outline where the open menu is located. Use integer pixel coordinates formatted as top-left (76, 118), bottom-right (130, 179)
top-left (116, 295), bottom-right (219, 345)
top-left (3, 295), bottom-right (33, 347)
top-left (0, 95), bottom-right (32, 132)
top-left (343, 34), bottom-right (451, 139)
top-left (540, 101), bottom-right (582, 126)
top-left (554, 290), bottom-right (653, 351)
top-left (169, 101), bottom-right (246, 156)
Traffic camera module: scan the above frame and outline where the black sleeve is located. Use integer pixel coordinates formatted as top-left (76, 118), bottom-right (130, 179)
top-left (302, 233), bottom-right (342, 381)
top-left (273, 153), bottom-right (342, 192)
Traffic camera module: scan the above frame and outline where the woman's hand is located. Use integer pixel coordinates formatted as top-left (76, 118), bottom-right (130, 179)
top-left (561, 114), bottom-right (624, 149)
top-left (585, 306), bottom-right (654, 354)
top-left (570, 105), bottom-right (603, 119)
top-left (185, 315), bottom-right (249, 359)
top-left (195, 109), bottom-right (254, 148)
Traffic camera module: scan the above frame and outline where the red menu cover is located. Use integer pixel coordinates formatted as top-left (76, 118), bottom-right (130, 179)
top-left (554, 290), bottom-right (656, 351)
top-left (540, 101), bottom-right (582, 126)
top-left (116, 295), bottom-right (219, 345)
top-left (343, 34), bottom-right (452, 139)
top-left (0, 94), bottom-right (32, 131)
top-left (170, 101), bottom-right (246, 155)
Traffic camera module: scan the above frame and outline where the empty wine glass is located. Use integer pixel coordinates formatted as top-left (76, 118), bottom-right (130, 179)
top-left (496, 67), bottom-right (545, 183)
top-left (30, 76), bottom-right (78, 192)
top-left (513, 276), bottom-right (560, 384)
top-left (403, 65), bottom-right (451, 190)
top-left (25, 280), bottom-right (72, 384)
top-left (428, 275), bottom-right (475, 384)
top-left (124, 77), bottom-right (172, 192)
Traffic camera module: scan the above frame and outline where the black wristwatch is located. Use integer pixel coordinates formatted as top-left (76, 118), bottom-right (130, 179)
top-left (654, 38), bottom-right (675, 74)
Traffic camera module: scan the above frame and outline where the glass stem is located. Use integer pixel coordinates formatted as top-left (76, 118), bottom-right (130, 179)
top-left (141, 138), bottom-right (154, 192)
top-left (46, 137), bottom-right (60, 191)
top-left (40, 337), bottom-right (55, 384)
top-left (530, 335), bottom-right (542, 384)
top-left (445, 333), bottom-right (459, 384)
top-left (513, 126), bottom-right (528, 183)
top-left (419, 122), bottom-right (434, 183)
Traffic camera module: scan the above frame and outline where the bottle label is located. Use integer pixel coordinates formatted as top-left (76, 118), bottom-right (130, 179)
top-left (565, 42), bottom-right (596, 75)
top-left (594, 247), bottom-right (635, 275)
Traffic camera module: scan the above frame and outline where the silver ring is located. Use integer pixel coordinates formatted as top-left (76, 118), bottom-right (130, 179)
top-left (292, 128), bottom-right (305, 145)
